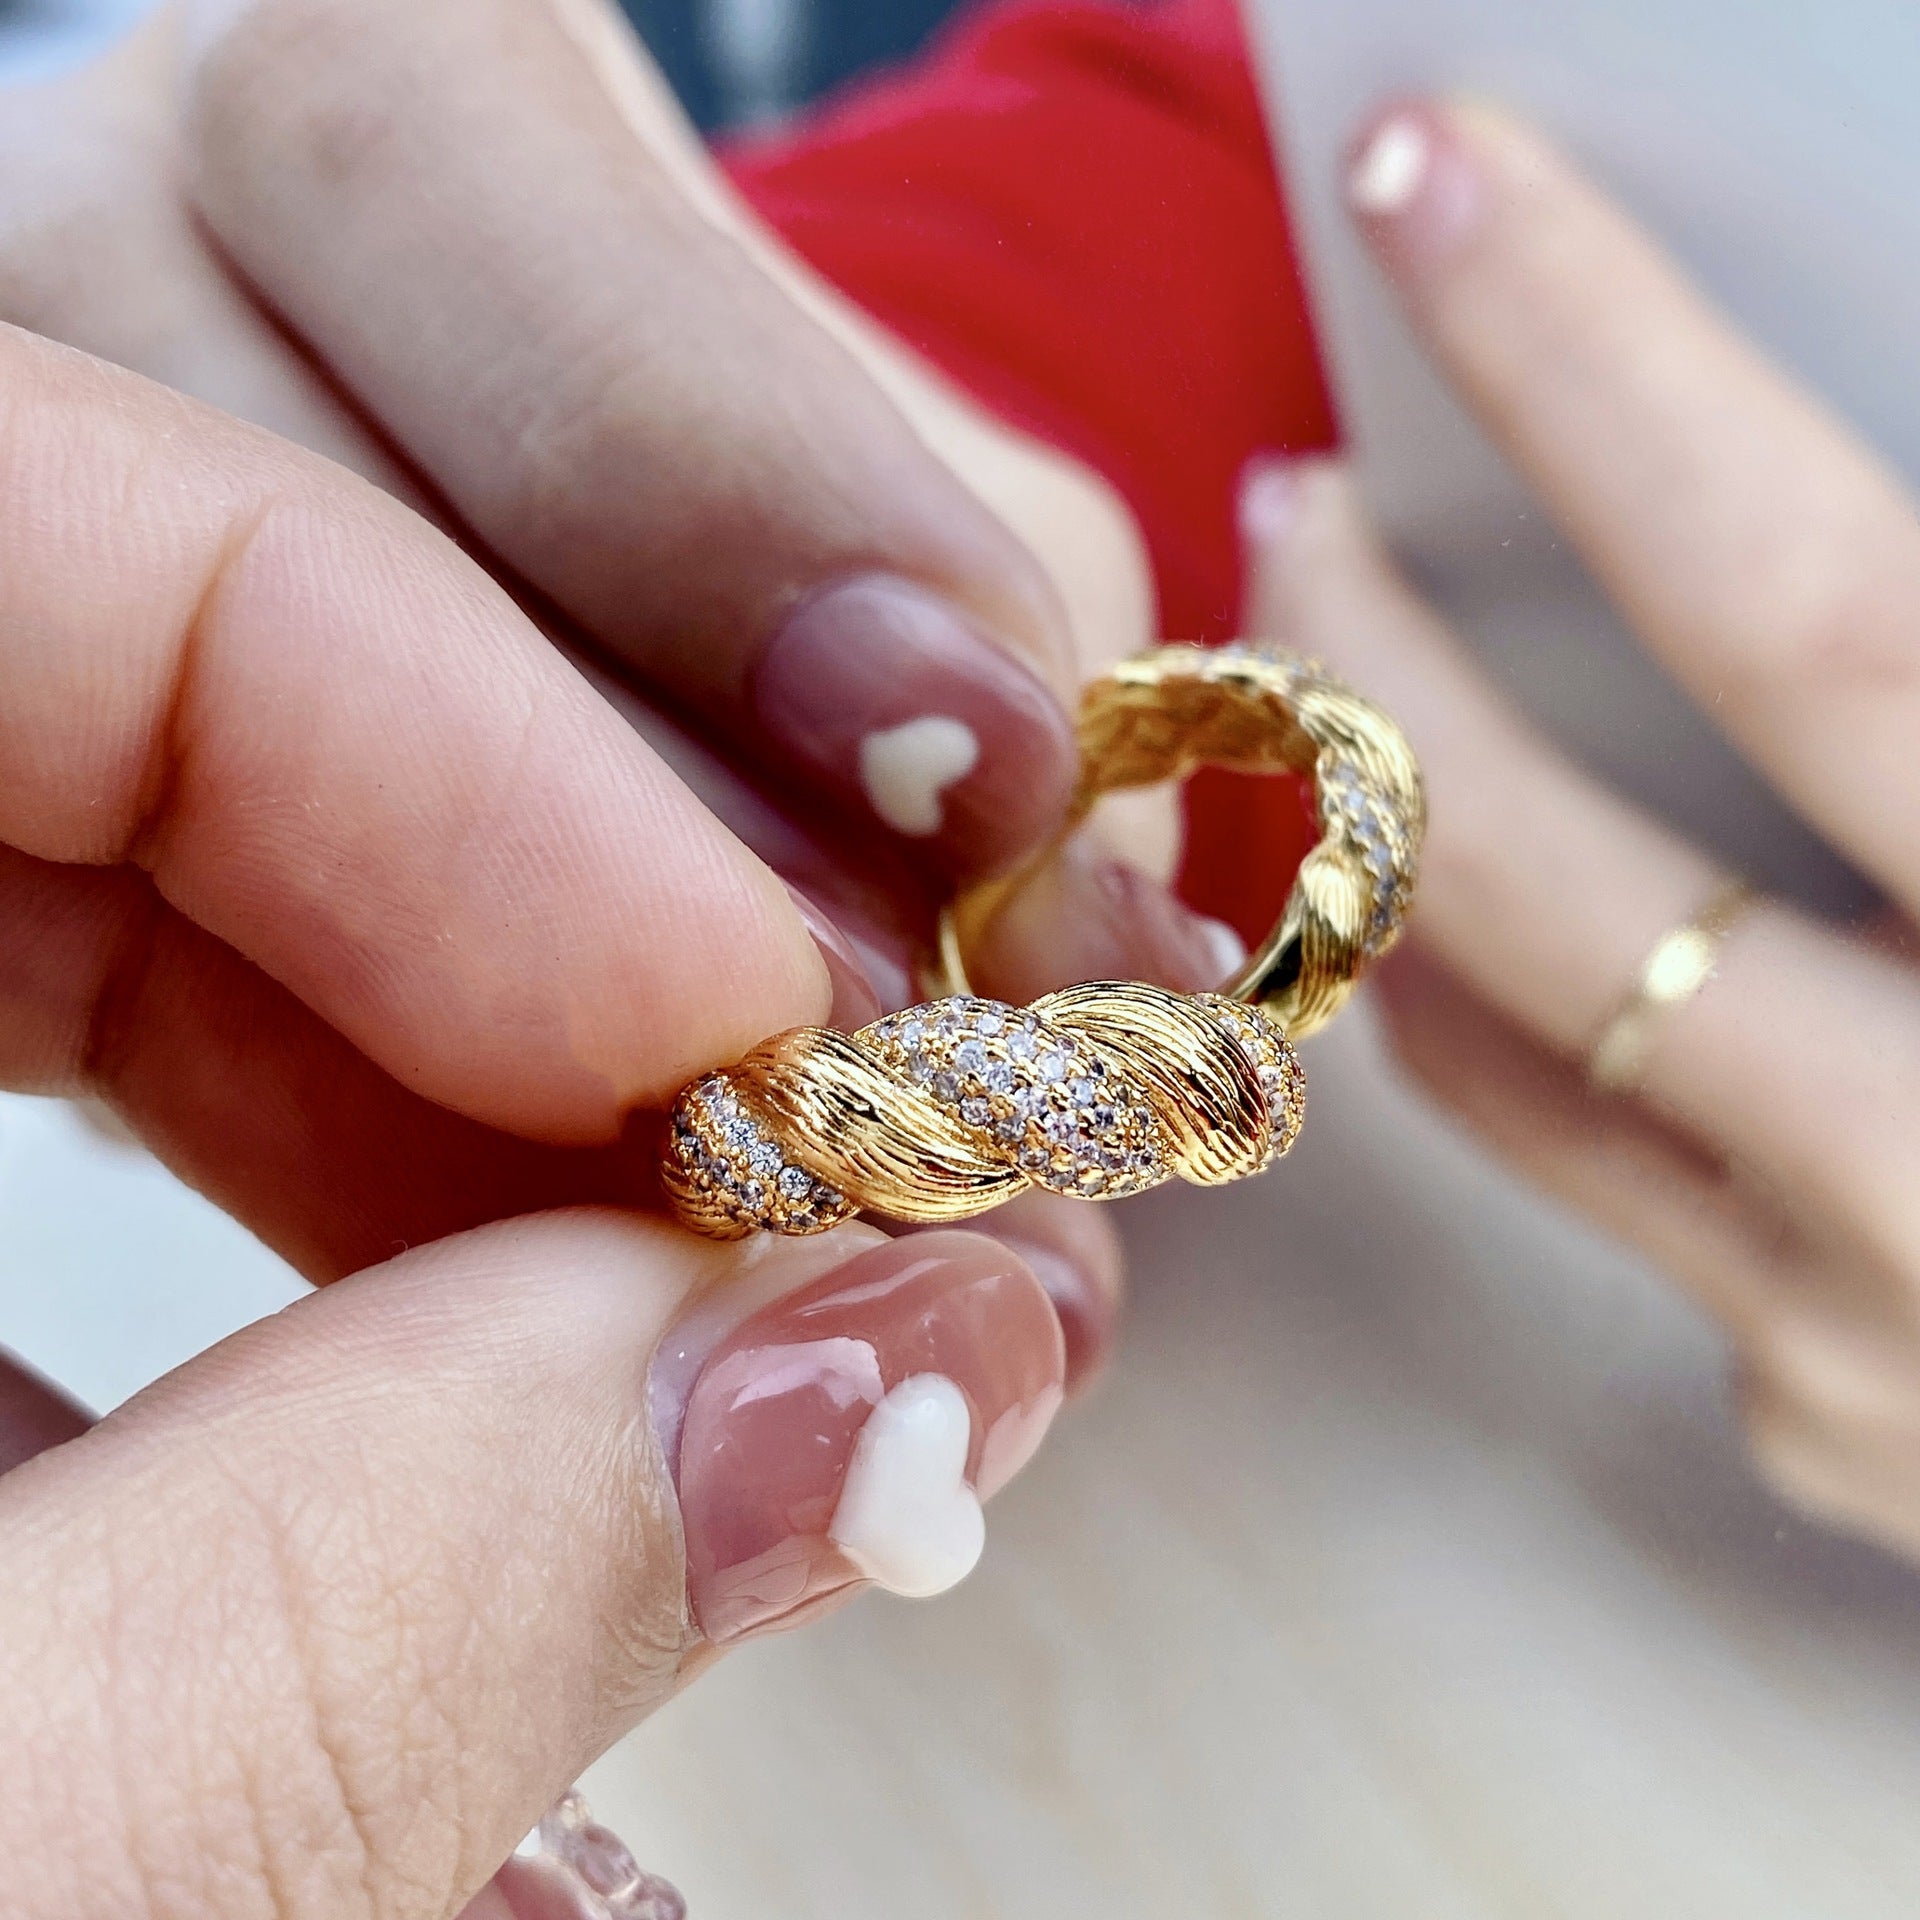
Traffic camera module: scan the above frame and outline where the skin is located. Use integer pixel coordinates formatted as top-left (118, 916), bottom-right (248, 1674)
top-left (0, 0), bottom-right (1170, 1342)
top-left (4, 0), bottom-right (1191, 963)
top-left (0, 319), bottom-right (1071, 1920)
top-left (1252, 99), bottom-right (1920, 1563)
top-left (0, 4), bottom-right (1140, 1907)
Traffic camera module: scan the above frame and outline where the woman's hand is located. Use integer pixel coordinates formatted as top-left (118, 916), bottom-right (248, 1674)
top-left (0, 321), bottom-right (1067, 1918)
top-left (0, 0), bottom-right (1256, 1376)
top-left (1246, 100), bottom-right (1920, 1561)
top-left (1, 0), bottom-right (1224, 1005)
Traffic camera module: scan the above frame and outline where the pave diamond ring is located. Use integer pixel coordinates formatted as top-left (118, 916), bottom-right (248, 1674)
top-left (662, 644), bottom-right (1421, 1239)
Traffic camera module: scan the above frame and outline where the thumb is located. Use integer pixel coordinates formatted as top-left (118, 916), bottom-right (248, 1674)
top-left (0, 1211), bottom-right (1062, 1920)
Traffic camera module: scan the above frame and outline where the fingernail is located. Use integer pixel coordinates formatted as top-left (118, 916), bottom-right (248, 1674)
top-left (894, 1193), bottom-right (1124, 1398)
top-left (669, 1231), bottom-right (1064, 1646)
top-left (1094, 858), bottom-right (1248, 990)
top-left (976, 842), bottom-right (1249, 1003)
top-left (781, 880), bottom-right (883, 1031)
top-left (1346, 103), bottom-right (1483, 268)
top-left (494, 1790), bottom-right (684, 1920)
top-left (1193, 910), bottom-right (1251, 987)
top-left (752, 575), bottom-right (1078, 877)
top-left (1349, 112), bottom-right (1432, 214)
top-left (995, 1235), bottom-right (1121, 1397)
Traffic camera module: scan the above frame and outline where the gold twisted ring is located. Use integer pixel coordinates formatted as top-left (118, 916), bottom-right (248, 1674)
top-left (663, 643), bottom-right (1424, 1240)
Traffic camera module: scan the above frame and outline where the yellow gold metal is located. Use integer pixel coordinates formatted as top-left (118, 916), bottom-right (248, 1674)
top-left (663, 643), bottom-right (1421, 1240)
top-left (933, 642), bottom-right (1425, 1040)
top-left (1588, 878), bottom-right (1756, 1094)
top-left (664, 983), bottom-right (1306, 1239)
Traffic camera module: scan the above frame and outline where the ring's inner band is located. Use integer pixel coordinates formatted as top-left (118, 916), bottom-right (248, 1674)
top-left (932, 646), bottom-right (1423, 1039)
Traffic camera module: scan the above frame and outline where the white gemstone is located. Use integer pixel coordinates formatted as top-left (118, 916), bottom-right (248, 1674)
top-left (954, 1039), bottom-right (987, 1073)
top-left (961, 1097), bottom-right (991, 1126)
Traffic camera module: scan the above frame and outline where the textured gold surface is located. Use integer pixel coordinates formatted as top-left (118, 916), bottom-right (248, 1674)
top-left (663, 643), bottom-right (1419, 1239)
top-left (665, 986), bottom-right (1304, 1238)
top-left (938, 642), bottom-right (1425, 1040)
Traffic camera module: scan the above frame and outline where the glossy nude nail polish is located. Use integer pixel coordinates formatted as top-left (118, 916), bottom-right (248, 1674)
top-left (968, 839), bottom-right (1249, 1005)
top-left (751, 574), bottom-right (1078, 877)
top-left (1346, 103), bottom-right (1486, 272)
top-left (1349, 113), bottom-right (1433, 216)
top-left (990, 1233), bottom-right (1121, 1399)
top-left (674, 1232), bottom-right (1065, 1645)
top-left (780, 880), bottom-right (883, 1030)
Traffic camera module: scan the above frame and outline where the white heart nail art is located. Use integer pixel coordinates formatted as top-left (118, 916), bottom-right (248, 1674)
top-left (858, 715), bottom-right (980, 836)
top-left (829, 1373), bottom-right (985, 1598)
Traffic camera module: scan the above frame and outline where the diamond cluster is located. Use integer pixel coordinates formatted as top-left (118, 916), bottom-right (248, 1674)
top-left (1320, 756), bottom-right (1417, 954)
top-left (1210, 645), bottom-right (1419, 958)
top-left (669, 1076), bottom-right (854, 1236)
top-left (1199, 994), bottom-right (1307, 1168)
top-left (861, 997), bottom-right (1166, 1200)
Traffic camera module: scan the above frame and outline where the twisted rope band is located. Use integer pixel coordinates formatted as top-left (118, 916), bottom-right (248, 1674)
top-left (664, 984), bottom-right (1305, 1239)
top-left (938, 643), bottom-right (1426, 1040)
top-left (662, 643), bottom-right (1418, 1241)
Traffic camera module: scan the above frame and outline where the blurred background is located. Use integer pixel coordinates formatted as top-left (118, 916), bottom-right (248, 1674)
top-left (0, 0), bottom-right (966, 124)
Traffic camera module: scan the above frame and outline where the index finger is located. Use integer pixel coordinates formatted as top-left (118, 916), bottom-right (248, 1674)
top-left (0, 324), bottom-right (824, 1139)
top-left (183, 0), bottom-right (1082, 882)
top-left (1349, 101), bottom-right (1920, 910)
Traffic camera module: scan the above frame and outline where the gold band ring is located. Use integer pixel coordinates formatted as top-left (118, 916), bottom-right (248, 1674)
top-left (933, 642), bottom-right (1426, 1039)
top-left (1587, 878), bottom-right (1757, 1094)
top-left (663, 643), bottom-right (1424, 1240)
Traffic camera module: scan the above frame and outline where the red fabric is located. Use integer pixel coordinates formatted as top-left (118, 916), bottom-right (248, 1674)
top-left (723, 0), bottom-right (1338, 938)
